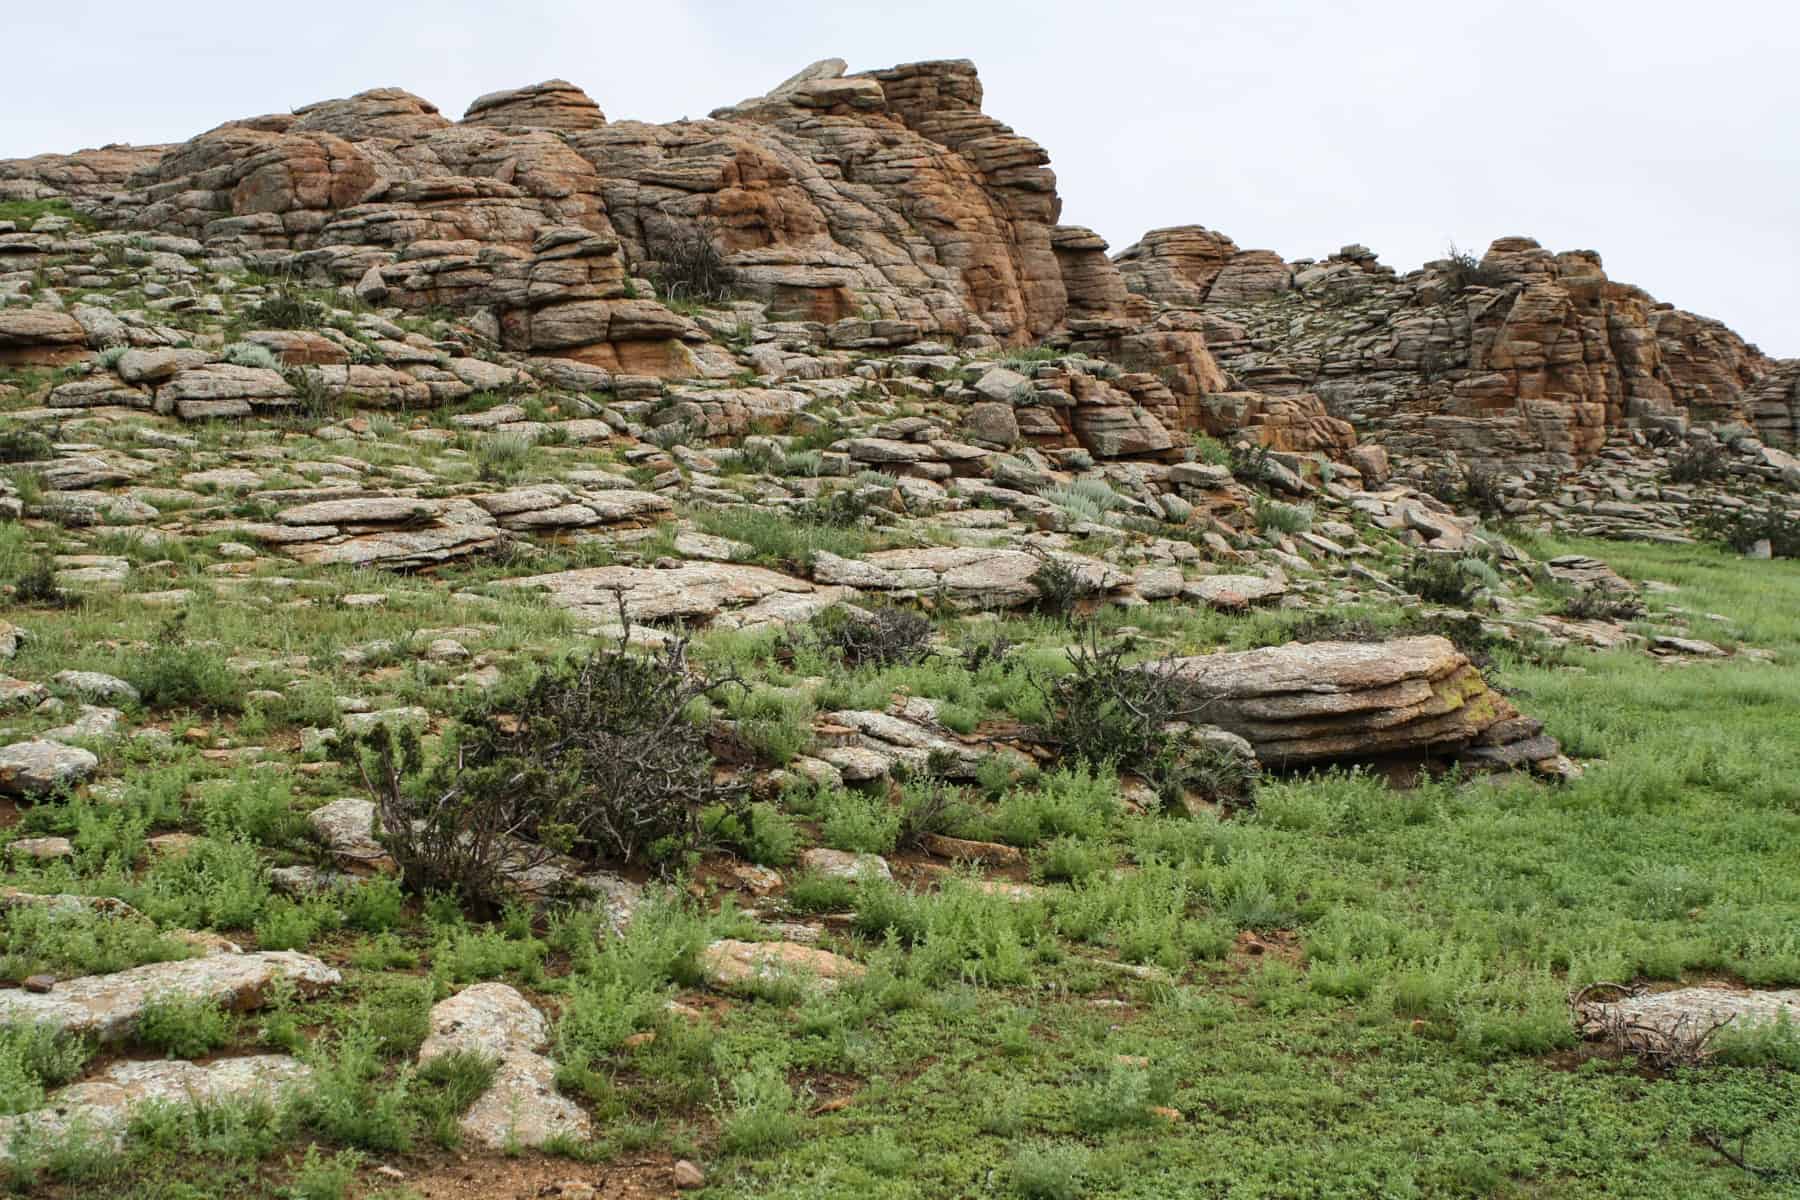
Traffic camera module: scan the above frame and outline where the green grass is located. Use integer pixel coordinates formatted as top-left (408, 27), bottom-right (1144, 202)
top-left (0, 198), bottom-right (91, 229)
top-left (691, 504), bottom-right (878, 570)
top-left (3, 506), bottom-right (1798, 1199)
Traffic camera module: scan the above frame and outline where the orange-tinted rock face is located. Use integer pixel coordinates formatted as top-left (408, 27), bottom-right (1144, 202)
top-left (1130, 232), bottom-right (1795, 462)
top-left (0, 144), bottom-right (170, 201)
top-left (2, 61), bottom-right (1152, 379)
top-left (3, 61), bottom-right (1783, 462)
top-left (462, 80), bottom-right (607, 133)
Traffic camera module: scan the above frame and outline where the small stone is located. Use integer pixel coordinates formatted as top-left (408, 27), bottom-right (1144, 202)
top-left (21, 975), bottom-right (54, 994)
top-left (672, 1160), bottom-right (706, 1190)
top-left (7, 836), bottom-right (74, 861)
top-left (797, 847), bottom-right (892, 882)
top-left (425, 637), bottom-right (470, 662)
top-left (0, 740), bottom-right (99, 797)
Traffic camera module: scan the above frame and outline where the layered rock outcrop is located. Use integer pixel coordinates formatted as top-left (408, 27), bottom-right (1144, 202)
top-left (1156, 635), bottom-right (1571, 776)
top-left (8, 59), bottom-right (1129, 377)
top-left (1119, 228), bottom-right (1797, 464)
top-left (3, 56), bottom-right (1788, 469)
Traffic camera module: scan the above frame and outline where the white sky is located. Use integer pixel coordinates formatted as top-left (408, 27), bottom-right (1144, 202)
top-left (6, 0), bottom-right (1795, 354)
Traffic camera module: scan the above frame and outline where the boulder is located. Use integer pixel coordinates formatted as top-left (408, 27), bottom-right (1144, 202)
top-left (1155, 636), bottom-right (1562, 770)
top-left (1184, 574), bottom-right (1287, 609)
top-left (0, 740), bottom-right (99, 797)
top-left (307, 798), bottom-right (396, 874)
top-left (700, 939), bottom-right (865, 994)
top-left (1575, 985), bottom-right (1800, 1061)
top-left (0, 309), bottom-right (88, 365)
top-left (0, 952), bottom-right (340, 1041)
top-left (797, 848), bottom-right (892, 882)
top-left (419, 983), bottom-right (591, 1149)
top-left (0, 1056), bottom-right (312, 1158)
top-left (509, 562), bottom-right (844, 626)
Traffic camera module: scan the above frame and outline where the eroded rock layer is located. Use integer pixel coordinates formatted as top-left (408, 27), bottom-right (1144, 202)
top-left (2, 57), bottom-right (1789, 468)
top-left (1118, 229), bottom-right (1796, 465)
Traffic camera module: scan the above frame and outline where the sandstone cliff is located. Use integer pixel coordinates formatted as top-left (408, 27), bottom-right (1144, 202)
top-left (1116, 228), bottom-right (1798, 465)
top-left (2, 57), bottom-right (1790, 465)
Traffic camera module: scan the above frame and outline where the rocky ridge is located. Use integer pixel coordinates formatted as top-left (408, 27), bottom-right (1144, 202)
top-left (0, 51), bottom-right (1794, 1194)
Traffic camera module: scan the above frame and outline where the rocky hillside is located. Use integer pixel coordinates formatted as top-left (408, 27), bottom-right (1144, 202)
top-left (5, 56), bottom-right (1791, 477)
top-left (0, 55), bottom-right (1798, 1200)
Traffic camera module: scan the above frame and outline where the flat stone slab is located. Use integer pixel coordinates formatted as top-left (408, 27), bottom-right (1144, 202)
top-left (0, 740), bottom-right (99, 797)
top-left (50, 670), bottom-right (139, 704)
top-left (700, 938), bottom-right (865, 994)
top-left (1576, 985), bottom-right (1800, 1059)
top-left (1156, 636), bottom-right (1548, 768)
top-left (920, 833), bottom-right (1025, 865)
top-left (0, 951), bottom-right (340, 1042)
top-left (307, 797), bottom-right (396, 874)
top-left (419, 983), bottom-right (590, 1150)
top-left (798, 848), bottom-right (892, 882)
top-left (814, 546), bottom-right (1115, 610)
top-left (508, 562), bottom-right (832, 625)
top-left (0, 1055), bottom-right (311, 1158)
top-left (1184, 574), bottom-right (1287, 609)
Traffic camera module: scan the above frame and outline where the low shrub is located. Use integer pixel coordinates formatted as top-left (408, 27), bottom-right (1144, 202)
top-left (137, 992), bottom-right (233, 1058)
top-left (1398, 551), bottom-right (1501, 608)
top-left (0, 428), bottom-right (53, 463)
top-left (7, 557), bottom-right (67, 607)
top-left (820, 789), bottom-right (901, 855)
top-left (1252, 496), bottom-right (1313, 535)
top-left (127, 612), bottom-right (244, 713)
top-left (1033, 627), bottom-right (1246, 806)
top-left (703, 800), bottom-right (801, 867)
top-left (1028, 553), bottom-right (1101, 621)
top-left (1040, 477), bottom-right (1124, 526)
top-left (649, 219), bottom-right (737, 306)
top-left (801, 486), bottom-right (877, 529)
top-left (1666, 440), bottom-right (1728, 485)
top-left (355, 619), bottom-right (743, 910)
top-left (476, 433), bottom-right (533, 483)
top-left (806, 604), bottom-right (934, 669)
top-left (728, 686), bottom-right (814, 765)
top-left (1439, 243), bottom-right (1508, 291)
top-left (1422, 461), bottom-right (1508, 518)
top-left (0, 1023), bottom-right (90, 1116)
top-left (282, 366), bottom-right (336, 420)
top-left (1556, 584), bottom-right (1646, 622)
top-left (220, 341), bottom-right (281, 370)
top-left (717, 1059), bottom-right (801, 1154)
top-left (1007, 1141), bottom-right (1089, 1200)
top-left (1228, 443), bottom-right (1283, 489)
top-left (243, 286), bottom-right (325, 330)
top-left (1693, 504), bottom-right (1799, 558)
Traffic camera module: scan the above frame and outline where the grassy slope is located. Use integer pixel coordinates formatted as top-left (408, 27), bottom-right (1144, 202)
top-left (2, 526), bottom-right (1797, 1198)
top-left (705, 538), bottom-right (1800, 1198)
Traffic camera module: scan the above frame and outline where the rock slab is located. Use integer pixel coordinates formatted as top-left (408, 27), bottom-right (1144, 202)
top-left (418, 982), bottom-right (591, 1150)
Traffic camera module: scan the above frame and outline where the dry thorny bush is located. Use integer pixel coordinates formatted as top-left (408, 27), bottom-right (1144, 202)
top-left (354, 596), bottom-right (744, 911)
top-left (1034, 623), bottom-right (1257, 809)
top-left (1569, 982), bottom-right (1736, 1069)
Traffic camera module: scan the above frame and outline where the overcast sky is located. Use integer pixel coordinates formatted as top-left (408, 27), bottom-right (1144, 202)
top-left (6, 0), bottom-right (1794, 354)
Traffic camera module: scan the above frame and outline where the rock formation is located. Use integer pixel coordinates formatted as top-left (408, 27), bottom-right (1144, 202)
top-left (10, 54), bottom-right (1781, 468)
top-left (1157, 635), bottom-right (1571, 777)
top-left (1117, 229), bottom-right (1797, 467)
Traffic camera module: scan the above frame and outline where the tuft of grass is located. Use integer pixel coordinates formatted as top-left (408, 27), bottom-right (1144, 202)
top-left (1252, 495), bottom-right (1313, 535)
top-left (137, 992), bottom-right (233, 1058)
